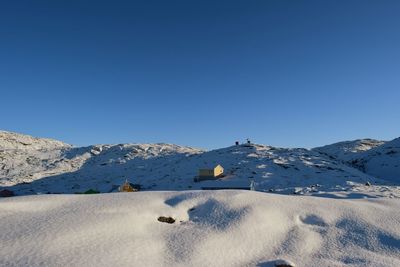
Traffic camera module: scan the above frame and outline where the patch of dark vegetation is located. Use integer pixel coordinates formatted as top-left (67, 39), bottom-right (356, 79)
top-left (0, 189), bottom-right (14, 197)
top-left (84, 189), bottom-right (100, 194)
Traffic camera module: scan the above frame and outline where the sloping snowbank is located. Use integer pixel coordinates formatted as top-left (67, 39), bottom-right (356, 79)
top-left (1, 191), bottom-right (399, 267)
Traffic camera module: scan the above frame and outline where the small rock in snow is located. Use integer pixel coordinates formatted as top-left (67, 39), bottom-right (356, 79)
top-left (158, 216), bottom-right (175, 224)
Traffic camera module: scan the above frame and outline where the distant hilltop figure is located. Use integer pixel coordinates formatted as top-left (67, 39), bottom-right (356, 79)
top-left (243, 138), bottom-right (253, 147)
top-left (235, 139), bottom-right (253, 146)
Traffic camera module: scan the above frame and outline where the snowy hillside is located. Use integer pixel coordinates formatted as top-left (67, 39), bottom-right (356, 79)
top-left (314, 138), bottom-right (400, 183)
top-left (1, 191), bottom-right (399, 267)
top-left (313, 139), bottom-right (385, 161)
top-left (349, 138), bottom-right (400, 182)
top-left (0, 131), bottom-right (202, 190)
top-left (0, 130), bottom-right (70, 150)
top-left (0, 131), bottom-right (74, 186)
top-left (1, 131), bottom-right (399, 198)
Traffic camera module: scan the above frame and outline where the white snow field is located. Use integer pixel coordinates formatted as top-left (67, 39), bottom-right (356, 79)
top-left (1, 131), bottom-right (400, 266)
top-left (1, 191), bottom-right (399, 267)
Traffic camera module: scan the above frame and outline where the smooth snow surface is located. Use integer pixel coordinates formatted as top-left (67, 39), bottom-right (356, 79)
top-left (1, 191), bottom-right (399, 267)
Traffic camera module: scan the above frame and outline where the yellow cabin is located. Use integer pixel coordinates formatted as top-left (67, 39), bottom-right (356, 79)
top-left (196, 164), bottom-right (224, 182)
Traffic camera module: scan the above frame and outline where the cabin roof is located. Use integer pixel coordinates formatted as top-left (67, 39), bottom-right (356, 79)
top-left (199, 164), bottom-right (223, 170)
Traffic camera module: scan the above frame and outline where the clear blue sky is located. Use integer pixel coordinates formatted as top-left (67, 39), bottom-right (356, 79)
top-left (1, 1), bottom-right (399, 149)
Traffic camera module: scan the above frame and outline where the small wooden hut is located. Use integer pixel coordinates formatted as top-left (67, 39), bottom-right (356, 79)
top-left (195, 164), bottom-right (224, 182)
top-left (119, 179), bottom-right (138, 192)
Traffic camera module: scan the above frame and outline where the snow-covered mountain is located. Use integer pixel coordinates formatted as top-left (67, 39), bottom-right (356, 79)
top-left (0, 130), bottom-right (70, 150)
top-left (0, 131), bottom-right (74, 186)
top-left (313, 139), bottom-right (385, 161)
top-left (1, 131), bottom-right (399, 197)
top-left (356, 137), bottom-right (400, 182)
top-left (0, 131), bottom-right (202, 190)
top-left (314, 138), bottom-right (400, 182)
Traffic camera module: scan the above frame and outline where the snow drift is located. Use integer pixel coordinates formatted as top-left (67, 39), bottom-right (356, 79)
top-left (0, 191), bottom-right (399, 266)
